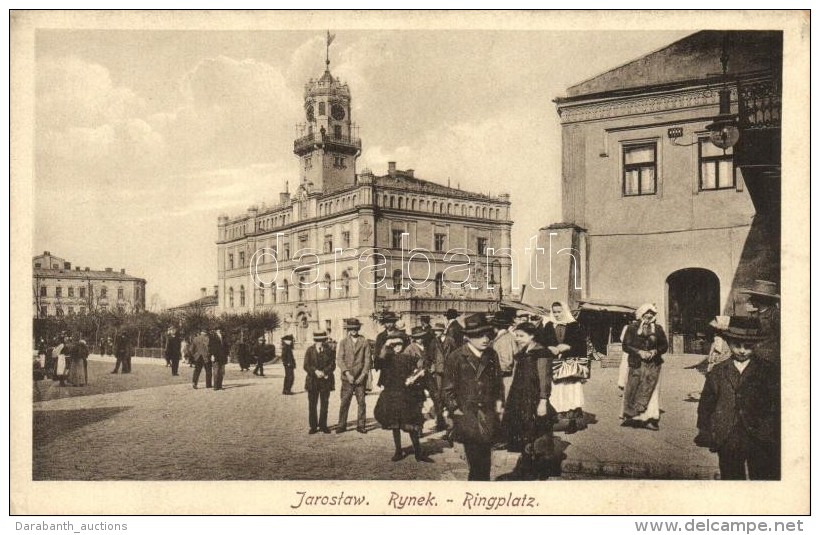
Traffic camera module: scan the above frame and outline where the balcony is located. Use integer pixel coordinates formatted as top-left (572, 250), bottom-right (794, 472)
top-left (293, 131), bottom-right (362, 156)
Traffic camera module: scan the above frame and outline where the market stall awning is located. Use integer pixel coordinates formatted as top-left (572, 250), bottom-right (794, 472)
top-left (577, 298), bottom-right (637, 315)
top-left (499, 300), bottom-right (548, 315)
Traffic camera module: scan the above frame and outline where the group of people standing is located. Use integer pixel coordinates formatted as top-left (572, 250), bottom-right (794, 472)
top-left (38, 334), bottom-right (90, 387)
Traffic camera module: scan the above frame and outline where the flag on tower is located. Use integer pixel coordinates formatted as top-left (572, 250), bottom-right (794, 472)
top-left (327, 31), bottom-right (336, 46)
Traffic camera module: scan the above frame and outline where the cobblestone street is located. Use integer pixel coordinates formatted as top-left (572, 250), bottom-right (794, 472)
top-left (33, 354), bottom-right (718, 480)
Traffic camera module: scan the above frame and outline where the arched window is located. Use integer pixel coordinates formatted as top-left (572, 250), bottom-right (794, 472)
top-left (282, 279), bottom-right (289, 302)
top-left (390, 196), bottom-right (395, 208)
top-left (298, 276), bottom-right (306, 301)
top-left (271, 283), bottom-right (277, 304)
top-left (352, 195), bottom-right (357, 206)
top-left (392, 269), bottom-right (402, 294)
top-left (447, 202), bottom-right (452, 214)
top-left (496, 208), bottom-right (500, 219)
top-left (398, 197), bottom-right (403, 210)
top-left (434, 272), bottom-right (444, 297)
top-left (432, 201), bottom-right (438, 213)
top-left (411, 198), bottom-right (417, 211)
top-left (240, 285), bottom-right (245, 307)
top-left (258, 286), bottom-right (265, 304)
top-left (342, 272), bottom-right (350, 298)
top-left (461, 205), bottom-right (466, 216)
top-left (324, 273), bottom-right (332, 299)
top-left (229, 287), bottom-right (235, 308)
top-left (318, 102), bottom-right (326, 116)
top-left (439, 203), bottom-right (444, 214)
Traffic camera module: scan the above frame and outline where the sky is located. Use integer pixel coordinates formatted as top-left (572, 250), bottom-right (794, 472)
top-left (33, 28), bottom-right (693, 308)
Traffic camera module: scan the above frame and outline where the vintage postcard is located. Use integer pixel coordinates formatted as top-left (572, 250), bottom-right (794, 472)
top-left (9, 10), bottom-right (810, 516)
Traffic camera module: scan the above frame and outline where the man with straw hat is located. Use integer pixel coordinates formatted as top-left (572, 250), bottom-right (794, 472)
top-left (695, 316), bottom-right (780, 480)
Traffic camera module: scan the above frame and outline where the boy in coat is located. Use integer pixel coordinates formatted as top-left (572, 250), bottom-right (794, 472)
top-left (442, 313), bottom-right (505, 481)
top-left (695, 316), bottom-right (780, 480)
top-left (304, 332), bottom-right (336, 434)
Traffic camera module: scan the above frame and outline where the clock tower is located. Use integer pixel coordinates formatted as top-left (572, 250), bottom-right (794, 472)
top-left (293, 47), bottom-right (361, 193)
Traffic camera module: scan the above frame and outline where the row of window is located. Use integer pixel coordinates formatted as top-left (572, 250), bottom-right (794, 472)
top-left (391, 230), bottom-right (488, 255)
top-left (388, 270), bottom-right (498, 297)
top-left (622, 139), bottom-right (735, 197)
top-left (380, 194), bottom-right (504, 220)
top-left (39, 286), bottom-right (124, 299)
top-left (226, 274), bottom-right (354, 308)
top-left (38, 305), bottom-right (124, 316)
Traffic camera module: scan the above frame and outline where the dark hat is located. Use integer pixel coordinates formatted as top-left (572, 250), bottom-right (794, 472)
top-left (419, 314), bottom-right (431, 322)
top-left (379, 311), bottom-right (399, 324)
top-left (491, 310), bottom-right (514, 327)
top-left (281, 334), bottom-right (294, 342)
top-left (462, 313), bottom-right (495, 337)
top-left (444, 308), bottom-right (460, 320)
top-left (312, 331), bottom-right (328, 341)
top-left (719, 316), bottom-right (767, 342)
top-left (410, 326), bottom-right (427, 339)
top-left (343, 318), bottom-right (362, 330)
top-left (740, 280), bottom-right (780, 300)
top-left (432, 322), bottom-right (446, 332)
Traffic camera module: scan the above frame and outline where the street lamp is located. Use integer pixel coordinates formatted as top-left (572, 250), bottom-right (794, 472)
top-left (705, 41), bottom-right (740, 151)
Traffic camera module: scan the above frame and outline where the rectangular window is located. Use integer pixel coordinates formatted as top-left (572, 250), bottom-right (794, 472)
top-left (392, 229), bottom-right (405, 249)
top-left (79, 287), bottom-right (86, 298)
top-left (100, 287), bottom-right (107, 298)
top-left (699, 138), bottom-right (735, 190)
top-left (40, 306), bottom-right (48, 317)
top-left (434, 233), bottom-right (446, 253)
top-left (55, 286), bottom-right (62, 298)
top-left (324, 235), bottom-right (333, 254)
top-left (239, 252), bottom-right (245, 267)
top-left (623, 143), bottom-right (657, 196)
top-left (342, 231), bottom-right (350, 248)
top-left (40, 286), bottom-right (47, 297)
top-left (68, 287), bottom-right (74, 297)
top-left (334, 125), bottom-right (342, 139)
top-left (477, 237), bottom-right (488, 256)
top-left (56, 306), bottom-right (64, 316)
top-left (118, 288), bottom-right (124, 300)
top-left (228, 253), bottom-right (234, 270)
top-left (284, 243), bottom-right (290, 260)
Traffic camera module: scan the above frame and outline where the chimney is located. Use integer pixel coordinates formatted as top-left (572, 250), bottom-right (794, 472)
top-left (120, 269), bottom-right (125, 274)
top-left (44, 251), bottom-right (50, 255)
top-left (105, 267), bottom-right (113, 272)
top-left (75, 266), bottom-right (80, 271)
top-left (406, 169), bottom-right (414, 178)
top-left (64, 262), bottom-right (71, 270)
top-left (84, 267), bottom-right (90, 272)
top-left (213, 285), bottom-right (219, 298)
top-left (201, 287), bottom-right (207, 298)
top-left (388, 161), bottom-right (396, 176)
top-left (280, 192), bottom-right (291, 204)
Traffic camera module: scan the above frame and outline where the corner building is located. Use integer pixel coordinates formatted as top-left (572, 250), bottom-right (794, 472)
top-left (216, 60), bottom-right (512, 341)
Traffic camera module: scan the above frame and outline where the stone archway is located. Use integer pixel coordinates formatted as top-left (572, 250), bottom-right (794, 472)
top-left (666, 268), bottom-right (720, 354)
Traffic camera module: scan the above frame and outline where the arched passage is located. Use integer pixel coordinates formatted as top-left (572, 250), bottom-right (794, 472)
top-left (666, 268), bottom-right (720, 354)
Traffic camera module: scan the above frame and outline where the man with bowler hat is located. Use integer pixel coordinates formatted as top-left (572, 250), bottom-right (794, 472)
top-left (740, 280), bottom-right (780, 363)
top-left (304, 331), bottom-right (335, 434)
top-left (444, 308), bottom-right (464, 347)
top-left (336, 318), bottom-right (372, 433)
top-left (280, 334), bottom-right (295, 393)
top-left (442, 313), bottom-right (505, 480)
top-left (695, 316), bottom-right (780, 480)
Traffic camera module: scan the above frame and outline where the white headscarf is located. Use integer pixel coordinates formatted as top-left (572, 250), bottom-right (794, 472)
top-left (546, 301), bottom-right (575, 325)
top-left (635, 303), bottom-right (658, 321)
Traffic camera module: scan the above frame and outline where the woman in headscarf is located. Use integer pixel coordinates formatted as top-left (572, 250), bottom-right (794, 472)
top-left (67, 338), bottom-right (89, 386)
top-left (543, 301), bottom-right (588, 434)
top-left (621, 303), bottom-right (669, 430)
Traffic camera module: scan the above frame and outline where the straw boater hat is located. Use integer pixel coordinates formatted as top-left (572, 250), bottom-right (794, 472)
top-left (410, 326), bottom-right (427, 339)
top-left (740, 280), bottom-right (780, 300)
top-left (444, 308), bottom-right (460, 320)
top-left (462, 313), bottom-right (495, 337)
top-left (343, 318), bottom-right (362, 330)
top-left (312, 331), bottom-right (328, 342)
top-left (718, 316), bottom-right (767, 342)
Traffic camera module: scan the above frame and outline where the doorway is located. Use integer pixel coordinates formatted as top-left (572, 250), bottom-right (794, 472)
top-left (666, 268), bottom-right (720, 354)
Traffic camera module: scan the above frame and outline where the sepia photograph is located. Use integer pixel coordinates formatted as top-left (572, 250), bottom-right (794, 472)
top-left (9, 9), bottom-right (810, 516)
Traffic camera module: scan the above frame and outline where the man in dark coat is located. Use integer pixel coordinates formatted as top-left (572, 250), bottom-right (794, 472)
top-left (164, 328), bottom-right (182, 376)
top-left (111, 333), bottom-right (129, 374)
top-left (191, 328), bottom-right (212, 389)
top-left (695, 316), bottom-right (780, 480)
top-left (444, 308), bottom-right (463, 347)
top-left (210, 328), bottom-right (229, 390)
top-left (304, 331), bottom-right (336, 434)
top-left (280, 334), bottom-right (295, 393)
top-left (442, 313), bottom-right (505, 481)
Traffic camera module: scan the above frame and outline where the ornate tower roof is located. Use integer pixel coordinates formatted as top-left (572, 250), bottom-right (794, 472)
top-left (304, 69), bottom-right (351, 100)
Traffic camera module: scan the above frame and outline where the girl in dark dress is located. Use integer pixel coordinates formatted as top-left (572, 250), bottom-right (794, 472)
top-left (373, 336), bottom-right (431, 462)
top-left (502, 322), bottom-right (559, 479)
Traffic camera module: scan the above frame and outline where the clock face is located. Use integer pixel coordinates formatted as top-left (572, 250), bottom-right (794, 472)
top-left (331, 104), bottom-right (346, 121)
top-left (306, 105), bottom-right (315, 122)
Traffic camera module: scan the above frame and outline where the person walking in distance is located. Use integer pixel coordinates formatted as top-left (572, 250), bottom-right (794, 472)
top-left (442, 313), bottom-right (505, 481)
top-left (191, 328), bottom-right (212, 389)
top-left (280, 334), bottom-right (296, 394)
top-left (211, 328), bottom-right (229, 390)
top-left (252, 335), bottom-right (271, 377)
top-left (336, 318), bottom-right (372, 434)
top-left (304, 331), bottom-right (336, 434)
top-left (111, 332), bottom-right (128, 374)
top-left (165, 327), bottom-right (182, 376)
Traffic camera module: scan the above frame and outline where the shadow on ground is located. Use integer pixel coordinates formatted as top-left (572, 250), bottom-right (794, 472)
top-left (33, 406), bottom-right (131, 448)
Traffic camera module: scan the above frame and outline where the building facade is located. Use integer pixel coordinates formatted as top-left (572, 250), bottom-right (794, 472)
top-left (217, 61), bottom-right (513, 341)
top-left (527, 31), bottom-right (781, 353)
top-left (33, 251), bottom-right (147, 317)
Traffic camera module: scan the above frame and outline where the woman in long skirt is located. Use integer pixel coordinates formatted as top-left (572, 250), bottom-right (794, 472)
top-left (543, 301), bottom-right (588, 433)
top-left (503, 322), bottom-right (559, 479)
top-left (67, 339), bottom-right (89, 386)
top-left (373, 334), bottom-right (431, 462)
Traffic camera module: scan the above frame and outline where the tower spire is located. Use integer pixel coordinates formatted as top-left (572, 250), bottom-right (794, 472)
top-left (326, 30), bottom-right (335, 70)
